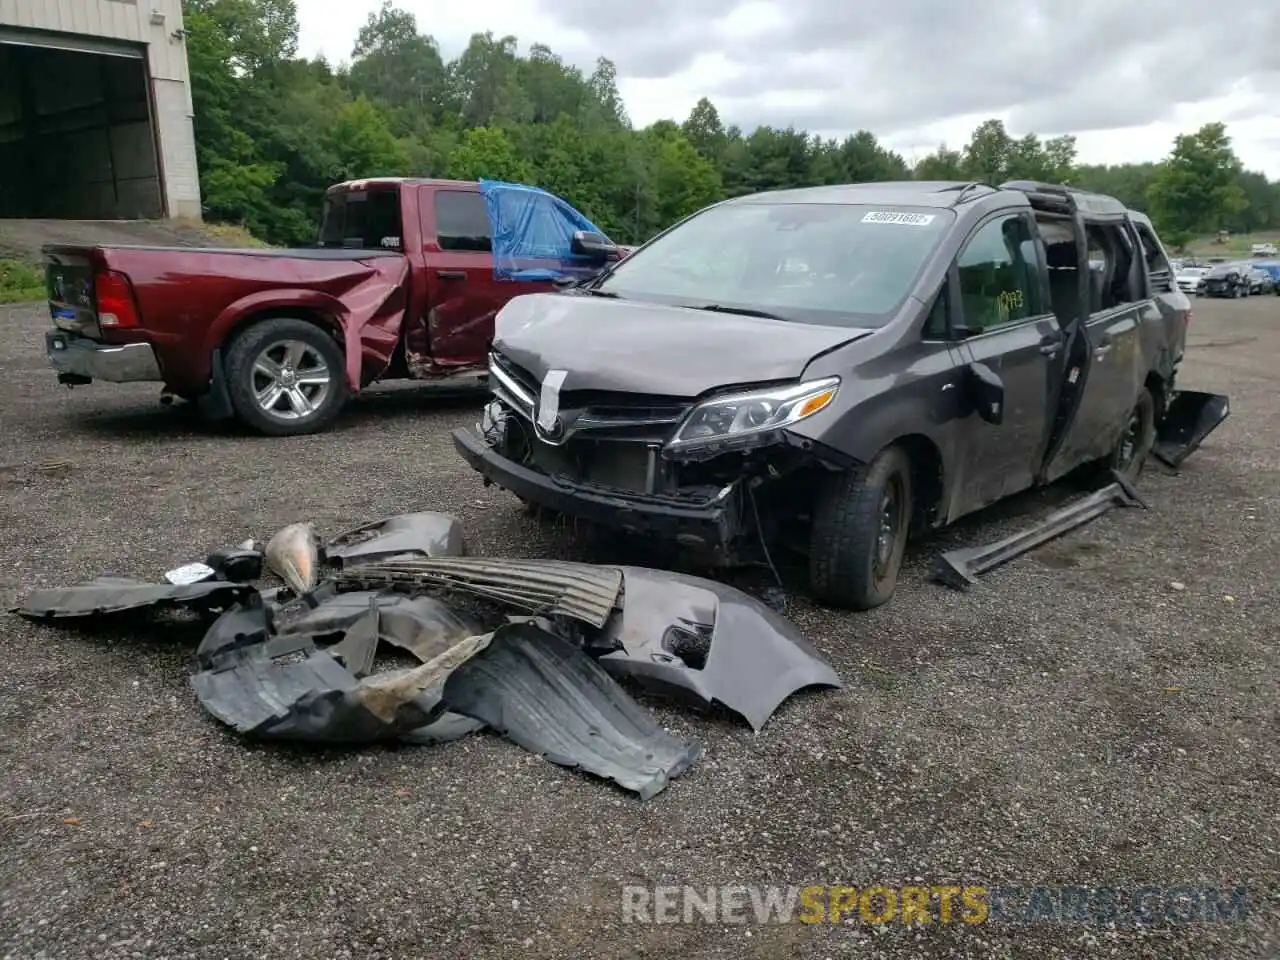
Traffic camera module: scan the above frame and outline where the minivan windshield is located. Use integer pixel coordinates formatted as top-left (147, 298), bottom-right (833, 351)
top-left (593, 201), bottom-right (954, 326)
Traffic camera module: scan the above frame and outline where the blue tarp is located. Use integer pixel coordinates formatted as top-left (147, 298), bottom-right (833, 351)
top-left (479, 179), bottom-right (607, 281)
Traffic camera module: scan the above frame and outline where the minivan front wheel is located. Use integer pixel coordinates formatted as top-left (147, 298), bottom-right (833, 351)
top-left (809, 445), bottom-right (913, 610)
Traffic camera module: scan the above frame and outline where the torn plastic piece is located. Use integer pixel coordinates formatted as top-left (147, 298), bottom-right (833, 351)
top-left (13, 577), bottom-right (254, 620)
top-left (275, 589), bottom-right (406, 637)
top-left (326, 512), bottom-right (466, 568)
top-left (197, 595), bottom-right (275, 662)
top-left (191, 627), bottom-right (493, 744)
top-left (596, 568), bottom-right (842, 732)
top-left (326, 602), bottom-right (380, 676)
top-left (206, 545), bottom-right (264, 583)
top-left (442, 623), bottom-right (702, 800)
top-left (1153, 390), bottom-right (1230, 468)
top-left (164, 563), bottom-right (216, 586)
top-left (265, 522), bottom-right (320, 594)
top-left (931, 476), bottom-right (1147, 590)
top-left (340, 557), bottom-right (622, 628)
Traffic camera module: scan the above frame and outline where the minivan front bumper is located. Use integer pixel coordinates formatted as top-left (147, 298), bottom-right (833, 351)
top-left (452, 427), bottom-right (744, 553)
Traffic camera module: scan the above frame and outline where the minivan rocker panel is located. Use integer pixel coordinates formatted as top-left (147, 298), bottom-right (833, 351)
top-left (455, 180), bottom-right (1226, 612)
top-left (492, 293), bottom-right (874, 395)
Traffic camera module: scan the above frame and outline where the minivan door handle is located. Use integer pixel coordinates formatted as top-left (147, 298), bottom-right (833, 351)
top-left (1038, 333), bottom-right (1063, 357)
top-left (436, 270), bottom-right (466, 280)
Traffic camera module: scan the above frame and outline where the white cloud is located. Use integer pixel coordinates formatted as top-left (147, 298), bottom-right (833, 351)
top-left (294, 0), bottom-right (1280, 178)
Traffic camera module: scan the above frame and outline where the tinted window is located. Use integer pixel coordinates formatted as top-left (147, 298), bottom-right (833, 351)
top-left (594, 202), bottom-right (954, 327)
top-left (956, 215), bottom-right (1042, 331)
top-left (435, 190), bottom-right (492, 252)
top-left (318, 189), bottom-right (402, 250)
top-left (922, 288), bottom-right (949, 339)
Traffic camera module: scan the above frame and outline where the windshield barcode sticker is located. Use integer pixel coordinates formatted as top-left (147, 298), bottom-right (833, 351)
top-left (862, 211), bottom-right (936, 225)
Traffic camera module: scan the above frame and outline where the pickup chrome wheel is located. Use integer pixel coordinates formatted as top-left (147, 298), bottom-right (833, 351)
top-left (224, 318), bottom-right (349, 436)
top-left (809, 445), bottom-right (913, 610)
top-left (251, 340), bottom-right (331, 420)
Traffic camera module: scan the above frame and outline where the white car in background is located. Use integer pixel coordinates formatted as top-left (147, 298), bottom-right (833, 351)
top-left (1176, 265), bottom-right (1208, 295)
top-left (1250, 242), bottom-right (1277, 257)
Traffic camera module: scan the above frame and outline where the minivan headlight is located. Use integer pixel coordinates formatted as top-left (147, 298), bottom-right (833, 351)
top-left (666, 377), bottom-right (840, 452)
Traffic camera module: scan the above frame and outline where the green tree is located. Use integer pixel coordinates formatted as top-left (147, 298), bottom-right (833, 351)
top-left (1147, 122), bottom-right (1247, 247)
top-left (446, 127), bottom-right (532, 182)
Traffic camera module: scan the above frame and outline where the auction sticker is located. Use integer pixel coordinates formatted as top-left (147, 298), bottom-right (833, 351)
top-left (862, 211), bottom-right (936, 225)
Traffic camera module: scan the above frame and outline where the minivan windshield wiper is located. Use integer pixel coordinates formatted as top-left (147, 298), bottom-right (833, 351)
top-left (693, 303), bottom-right (789, 321)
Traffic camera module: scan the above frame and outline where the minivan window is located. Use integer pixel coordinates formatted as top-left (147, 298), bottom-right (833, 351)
top-left (593, 202), bottom-right (954, 326)
top-left (955, 214), bottom-right (1042, 330)
top-left (318, 189), bottom-right (402, 250)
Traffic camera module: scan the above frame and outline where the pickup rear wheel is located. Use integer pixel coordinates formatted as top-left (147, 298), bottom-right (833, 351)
top-left (224, 318), bottom-right (349, 436)
top-left (808, 445), bottom-right (912, 610)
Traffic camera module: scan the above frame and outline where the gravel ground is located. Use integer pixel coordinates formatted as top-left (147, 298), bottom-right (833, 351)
top-left (1, 296), bottom-right (1277, 959)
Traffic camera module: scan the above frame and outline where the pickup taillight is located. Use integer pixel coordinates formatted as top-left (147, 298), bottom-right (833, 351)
top-left (95, 270), bottom-right (140, 328)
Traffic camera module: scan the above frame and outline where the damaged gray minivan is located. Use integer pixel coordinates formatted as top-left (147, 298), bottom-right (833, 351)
top-left (453, 180), bottom-right (1227, 610)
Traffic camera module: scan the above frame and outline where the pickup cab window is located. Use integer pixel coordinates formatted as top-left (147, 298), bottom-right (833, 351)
top-left (435, 190), bottom-right (492, 252)
top-left (955, 214), bottom-right (1042, 332)
top-left (318, 189), bottom-right (402, 250)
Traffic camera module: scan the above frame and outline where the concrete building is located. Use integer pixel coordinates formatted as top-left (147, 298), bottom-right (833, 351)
top-left (0, 0), bottom-right (202, 219)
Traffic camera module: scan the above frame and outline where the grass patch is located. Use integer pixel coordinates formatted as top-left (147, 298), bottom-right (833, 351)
top-left (0, 259), bottom-right (43, 304)
top-left (171, 217), bottom-right (271, 248)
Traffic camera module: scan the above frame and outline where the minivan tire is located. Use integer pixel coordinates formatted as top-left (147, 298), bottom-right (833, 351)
top-left (224, 317), bottom-right (349, 436)
top-left (1108, 387), bottom-right (1156, 482)
top-left (809, 445), bottom-right (913, 610)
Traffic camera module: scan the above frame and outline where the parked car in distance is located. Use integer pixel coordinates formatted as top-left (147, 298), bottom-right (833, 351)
top-left (1250, 242), bottom-right (1277, 257)
top-left (456, 180), bottom-right (1226, 610)
top-left (1201, 263), bottom-right (1251, 298)
top-left (43, 179), bottom-right (629, 436)
top-left (1176, 264), bottom-right (1208, 295)
top-left (1251, 261), bottom-right (1280, 294)
top-left (1244, 265), bottom-right (1273, 295)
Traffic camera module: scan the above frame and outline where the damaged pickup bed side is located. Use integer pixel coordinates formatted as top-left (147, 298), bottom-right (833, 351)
top-left (12, 511), bottom-right (842, 800)
top-left (43, 178), bottom-right (630, 437)
top-left (454, 180), bottom-right (1230, 610)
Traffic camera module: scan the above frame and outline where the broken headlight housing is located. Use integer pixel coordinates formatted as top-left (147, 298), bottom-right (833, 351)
top-left (665, 377), bottom-right (840, 454)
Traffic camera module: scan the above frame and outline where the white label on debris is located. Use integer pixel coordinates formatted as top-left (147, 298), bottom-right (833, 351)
top-left (862, 211), bottom-right (936, 225)
top-left (164, 563), bottom-right (216, 585)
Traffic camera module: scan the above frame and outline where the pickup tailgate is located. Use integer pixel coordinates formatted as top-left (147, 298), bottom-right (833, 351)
top-left (45, 248), bottom-right (100, 337)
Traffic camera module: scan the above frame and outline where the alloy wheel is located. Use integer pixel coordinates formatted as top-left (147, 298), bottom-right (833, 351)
top-left (250, 339), bottom-right (332, 420)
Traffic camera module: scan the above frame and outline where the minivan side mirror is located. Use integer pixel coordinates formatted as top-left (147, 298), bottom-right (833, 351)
top-left (571, 230), bottom-right (619, 262)
top-left (966, 361), bottom-right (1005, 425)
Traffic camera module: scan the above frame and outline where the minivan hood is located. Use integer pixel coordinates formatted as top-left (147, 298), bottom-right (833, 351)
top-left (492, 293), bottom-right (873, 396)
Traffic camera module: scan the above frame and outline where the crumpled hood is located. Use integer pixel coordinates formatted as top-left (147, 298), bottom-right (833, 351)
top-left (493, 293), bottom-right (873, 396)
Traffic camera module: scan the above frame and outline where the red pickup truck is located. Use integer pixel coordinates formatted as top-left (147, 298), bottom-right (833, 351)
top-left (43, 178), bottom-right (626, 435)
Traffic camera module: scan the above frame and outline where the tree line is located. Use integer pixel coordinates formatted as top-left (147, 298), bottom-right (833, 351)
top-left (188, 0), bottom-right (1280, 250)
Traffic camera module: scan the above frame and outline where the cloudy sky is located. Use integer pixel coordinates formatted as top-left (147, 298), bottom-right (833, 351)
top-left (295, 0), bottom-right (1280, 177)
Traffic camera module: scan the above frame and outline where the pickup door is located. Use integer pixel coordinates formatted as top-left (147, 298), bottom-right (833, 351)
top-left (415, 186), bottom-right (553, 373)
top-left (416, 186), bottom-right (610, 374)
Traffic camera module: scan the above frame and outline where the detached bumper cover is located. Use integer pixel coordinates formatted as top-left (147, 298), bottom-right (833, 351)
top-left (45, 330), bottom-right (161, 383)
top-left (451, 427), bottom-right (742, 548)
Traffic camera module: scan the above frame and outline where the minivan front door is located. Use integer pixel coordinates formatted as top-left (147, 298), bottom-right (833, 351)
top-left (948, 212), bottom-right (1062, 516)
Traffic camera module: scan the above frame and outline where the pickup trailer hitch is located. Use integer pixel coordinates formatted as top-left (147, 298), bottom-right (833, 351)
top-left (931, 473), bottom-right (1147, 590)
